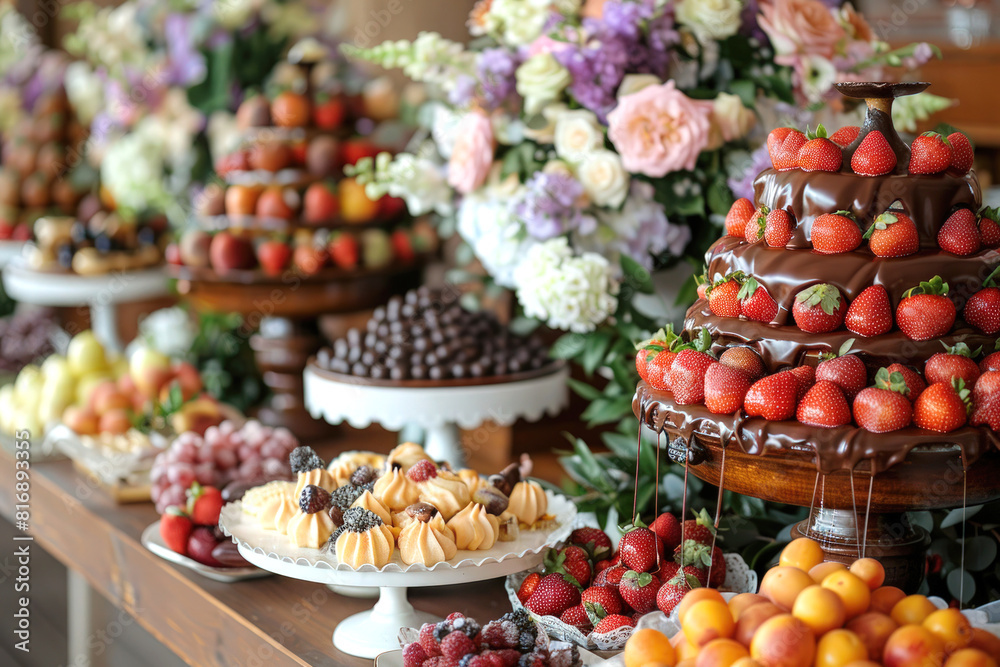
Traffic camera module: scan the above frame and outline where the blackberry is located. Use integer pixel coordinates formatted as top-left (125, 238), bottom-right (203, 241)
top-left (289, 446), bottom-right (324, 473)
top-left (517, 631), bottom-right (536, 653)
top-left (350, 465), bottom-right (379, 486)
top-left (450, 616), bottom-right (481, 640)
top-left (501, 609), bottom-right (536, 638)
top-left (330, 484), bottom-right (366, 511)
top-left (518, 651), bottom-right (548, 667)
top-left (299, 485), bottom-right (332, 514)
top-left (341, 507), bottom-right (382, 532)
top-left (433, 620), bottom-right (453, 643)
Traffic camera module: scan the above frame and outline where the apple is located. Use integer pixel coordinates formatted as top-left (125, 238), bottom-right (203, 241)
top-left (67, 331), bottom-right (108, 378)
top-left (63, 406), bottom-right (100, 436)
top-left (172, 362), bottom-right (203, 400)
top-left (0, 385), bottom-right (16, 432)
top-left (170, 396), bottom-right (223, 436)
top-left (249, 141), bottom-right (292, 173)
top-left (339, 177), bottom-right (380, 224)
top-left (362, 229), bottom-right (393, 269)
top-left (93, 389), bottom-right (132, 415)
top-left (41, 354), bottom-right (71, 383)
top-left (129, 346), bottom-right (173, 399)
top-left (195, 183), bottom-right (226, 217)
top-left (179, 228), bottom-right (212, 268)
top-left (74, 372), bottom-right (112, 406)
top-left (99, 409), bottom-right (132, 435)
top-left (209, 231), bottom-right (256, 274)
top-left (88, 380), bottom-right (120, 412)
top-left (271, 91), bottom-right (311, 128)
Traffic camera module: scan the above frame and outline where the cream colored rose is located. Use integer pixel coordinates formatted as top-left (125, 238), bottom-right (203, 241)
top-left (523, 102), bottom-right (568, 143)
top-left (617, 74), bottom-right (661, 99)
top-left (577, 150), bottom-right (629, 208)
top-left (516, 53), bottom-right (572, 115)
top-left (554, 110), bottom-right (604, 162)
top-left (710, 92), bottom-right (756, 146)
top-left (676, 0), bottom-right (743, 41)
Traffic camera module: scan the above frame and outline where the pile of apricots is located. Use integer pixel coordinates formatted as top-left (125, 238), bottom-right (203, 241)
top-left (622, 537), bottom-right (1000, 667)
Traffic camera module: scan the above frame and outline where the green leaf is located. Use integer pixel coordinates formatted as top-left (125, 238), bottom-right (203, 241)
top-left (707, 177), bottom-right (734, 217)
top-left (946, 568), bottom-right (975, 604)
top-left (910, 511), bottom-right (934, 532)
top-left (566, 377), bottom-right (603, 401)
top-left (940, 505), bottom-right (982, 528)
top-left (581, 331), bottom-right (614, 375)
top-left (963, 536), bottom-right (997, 572)
top-left (581, 395), bottom-right (634, 425)
top-left (729, 79), bottom-right (757, 107)
top-left (621, 255), bottom-right (655, 294)
top-left (550, 334), bottom-right (587, 360)
top-left (602, 431), bottom-right (639, 460)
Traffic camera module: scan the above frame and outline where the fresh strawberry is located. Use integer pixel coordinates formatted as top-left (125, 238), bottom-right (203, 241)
top-left (744, 206), bottom-right (768, 243)
top-left (913, 379), bottom-right (971, 433)
top-left (679, 509), bottom-right (716, 548)
top-left (971, 395), bottom-right (1000, 430)
top-left (797, 380), bottom-right (851, 428)
top-left (707, 546), bottom-right (727, 588)
top-left (938, 208), bottom-right (981, 256)
top-left (792, 284), bottom-right (847, 333)
top-left (619, 571), bottom-right (660, 614)
top-left (764, 208), bottom-right (795, 247)
top-left (391, 229), bottom-right (416, 262)
top-left (897, 276), bottom-right (956, 341)
top-left (865, 209), bottom-right (919, 258)
top-left (744, 372), bottom-right (799, 420)
top-left (635, 326), bottom-right (681, 390)
top-left (738, 277), bottom-right (779, 323)
top-left (581, 585), bottom-right (623, 617)
top-left (829, 125), bottom-right (861, 148)
top-left (619, 523), bottom-right (661, 573)
top-left (947, 132), bottom-right (974, 173)
top-left (725, 198), bottom-right (755, 238)
top-left (593, 614), bottom-right (635, 634)
top-left (909, 131), bottom-right (953, 175)
top-left (973, 371), bottom-right (1000, 405)
top-left (696, 268), bottom-right (710, 300)
top-left (887, 363), bottom-right (927, 403)
top-left (811, 211), bottom-right (863, 254)
top-left (656, 576), bottom-right (692, 616)
top-left (649, 513), bottom-right (682, 554)
top-left (595, 565), bottom-right (627, 588)
top-left (328, 232), bottom-right (360, 269)
top-left (594, 559), bottom-right (613, 574)
top-left (312, 93), bottom-right (347, 129)
top-left (964, 267), bottom-right (1000, 334)
top-left (797, 124), bottom-right (843, 172)
top-left (719, 346), bottom-right (765, 380)
top-left (525, 573), bottom-right (582, 617)
top-left (517, 572), bottom-right (542, 604)
top-left (708, 273), bottom-right (745, 318)
top-left (983, 349), bottom-right (1000, 373)
top-left (785, 365), bottom-right (816, 401)
top-left (774, 129), bottom-right (807, 171)
top-left (668, 334), bottom-right (716, 405)
top-left (767, 128), bottom-right (803, 170)
top-left (560, 605), bottom-right (592, 631)
top-left (845, 285), bottom-right (893, 337)
top-left (815, 342), bottom-right (867, 400)
top-left (303, 182), bottom-right (339, 224)
top-left (851, 130), bottom-right (897, 176)
top-left (853, 368), bottom-right (914, 433)
top-left (160, 507), bottom-right (193, 555)
top-left (186, 482), bottom-right (224, 526)
top-left (256, 239), bottom-right (291, 277)
top-left (544, 547), bottom-right (592, 588)
top-left (419, 622), bottom-right (442, 657)
top-left (704, 361), bottom-right (752, 415)
top-left (925, 342), bottom-right (982, 387)
top-left (980, 207), bottom-right (1000, 248)
top-left (569, 527), bottom-right (613, 561)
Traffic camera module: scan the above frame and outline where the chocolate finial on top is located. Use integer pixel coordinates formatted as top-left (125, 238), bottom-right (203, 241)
top-left (834, 81), bottom-right (930, 175)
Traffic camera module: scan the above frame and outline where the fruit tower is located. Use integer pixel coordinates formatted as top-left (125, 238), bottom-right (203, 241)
top-left (635, 82), bottom-right (1000, 591)
top-left (169, 41), bottom-right (434, 439)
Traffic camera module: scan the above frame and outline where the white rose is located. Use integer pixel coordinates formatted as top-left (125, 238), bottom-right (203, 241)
top-left (457, 192), bottom-right (532, 288)
top-left (577, 150), bottom-right (629, 208)
top-left (676, 0), bottom-right (743, 41)
top-left (617, 74), bottom-right (661, 99)
top-left (523, 102), bottom-right (568, 143)
top-left (485, 0), bottom-right (550, 46)
top-left (554, 109), bottom-right (604, 162)
top-left (543, 160), bottom-right (575, 179)
top-left (516, 53), bottom-right (572, 116)
top-left (712, 92), bottom-right (755, 143)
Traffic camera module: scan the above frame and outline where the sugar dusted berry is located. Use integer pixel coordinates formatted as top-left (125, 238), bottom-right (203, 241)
top-left (420, 622), bottom-right (443, 657)
top-left (330, 484), bottom-right (367, 511)
top-left (441, 630), bottom-right (476, 660)
top-left (402, 640), bottom-right (427, 667)
top-left (407, 459), bottom-right (438, 482)
top-left (299, 484), bottom-right (331, 514)
top-left (289, 445), bottom-right (324, 473)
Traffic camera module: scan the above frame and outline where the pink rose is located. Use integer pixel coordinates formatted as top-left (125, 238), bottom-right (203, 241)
top-left (447, 110), bottom-right (495, 195)
top-left (526, 35), bottom-right (569, 58)
top-left (607, 81), bottom-right (711, 178)
top-left (759, 0), bottom-right (847, 62)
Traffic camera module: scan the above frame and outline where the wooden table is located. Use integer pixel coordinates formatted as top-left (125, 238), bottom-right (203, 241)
top-left (0, 444), bottom-right (515, 667)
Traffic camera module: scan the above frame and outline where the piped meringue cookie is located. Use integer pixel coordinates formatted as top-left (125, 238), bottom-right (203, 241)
top-left (333, 507), bottom-right (395, 569)
top-left (293, 467), bottom-right (336, 500)
top-left (385, 441), bottom-right (433, 472)
top-left (373, 466), bottom-right (420, 511)
top-left (290, 446), bottom-right (334, 498)
top-left (328, 451), bottom-right (385, 486)
top-left (398, 517), bottom-right (459, 566)
top-left (447, 502), bottom-right (500, 551)
top-left (417, 470), bottom-right (471, 521)
top-left (457, 469), bottom-right (487, 495)
top-left (508, 480), bottom-right (548, 526)
top-left (257, 495), bottom-right (297, 533)
top-left (286, 508), bottom-right (334, 548)
top-left (350, 489), bottom-right (392, 525)
top-left (242, 480), bottom-right (294, 517)
top-left (496, 510), bottom-right (520, 542)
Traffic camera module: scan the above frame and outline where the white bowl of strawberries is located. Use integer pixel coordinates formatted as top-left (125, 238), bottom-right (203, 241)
top-left (505, 510), bottom-right (756, 651)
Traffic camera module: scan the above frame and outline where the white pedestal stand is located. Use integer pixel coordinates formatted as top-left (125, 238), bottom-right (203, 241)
top-left (0, 241), bottom-right (25, 269)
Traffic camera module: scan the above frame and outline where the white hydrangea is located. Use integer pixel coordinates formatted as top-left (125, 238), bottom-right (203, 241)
top-left (375, 152), bottom-right (454, 217)
top-left (136, 308), bottom-right (198, 359)
top-left (514, 238), bottom-right (619, 333)
top-left (63, 61), bottom-right (104, 125)
top-left (100, 128), bottom-right (170, 215)
top-left (457, 191), bottom-right (533, 288)
top-left (482, 0), bottom-right (551, 47)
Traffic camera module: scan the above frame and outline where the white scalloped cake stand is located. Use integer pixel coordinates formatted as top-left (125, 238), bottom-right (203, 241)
top-left (303, 363), bottom-right (570, 467)
top-left (1, 259), bottom-right (170, 351)
top-left (0, 241), bottom-right (25, 269)
top-left (220, 491), bottom-right (576, 659)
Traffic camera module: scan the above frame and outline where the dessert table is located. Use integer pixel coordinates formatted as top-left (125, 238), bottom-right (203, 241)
top-left (0, 442), bottom-right (514, 667)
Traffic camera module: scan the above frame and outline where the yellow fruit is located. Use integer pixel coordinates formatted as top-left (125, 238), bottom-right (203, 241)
top-left (67, 330), bottom-right (108, 377)
top-left (815, 628), bottom-right (868, 667)
top-left (870, 586), bottom-right (907, 615)
top-left (923, 608), bottom-right (973, 653)
top-left (759, 566), bottom-right (814, 611)
top-left (890, 595), bottom-right (938, 626)
top-left (946, 648), bottom-right (999, 667)
top-left (729, 593), bottom-right (769, 622)
top-left (849, 558), bottom-right (886, 590)
top-left (883, 624), bottom-right (944, 667)
top-left (846, 612), bottom-right (898, 659)
top-left (821, 570), bottom-right (871, 619)
top-left (791, 585), bottom-right (845, 635)
top-left (678, 588), bottom-right (727, 624)
top-left (809, 561), bottom-right (847, 584)
top-left (749, 614), bottom-right (815, 667)
top-left (625, 629), bottom-right (676, 667)
top-left (683, 599), bottom-right (735, 648)
top-left (696, 638), bottom-right (749, 667)
top-left (779, 538), bottom-right (824, 572)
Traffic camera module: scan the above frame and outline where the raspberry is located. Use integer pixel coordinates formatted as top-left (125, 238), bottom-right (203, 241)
top-left (459, 655), bottom-right (491, 667)
top-left (446, 612), bottom-right (466, 622)
top-left (402, 641), bottom-right (427, 667)
top-left (441, 631), bottom-right (476, 660)
top-left (495, 649), bottom-right (521, 667)
top-left (481, 620), bottom-right (519, 649)
top-left (517, 652), bottom-right (547, 667)
top-left (420, 622), bottom-right (442, 657)
top-left (298, 484), bottom-right (331, 514)
top-left (407, 459), bottom-right (438, 482)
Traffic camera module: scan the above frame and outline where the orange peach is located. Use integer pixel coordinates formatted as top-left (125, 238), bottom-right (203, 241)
top-left (846, 611), bottom-right (898, 659)
top-left (760, 566), bottom-right (814, 611)
top-left (749, 614), bottom-right (815, 667)
top-left (93, 389), bottom-right (131, 415)
top-left (729, 594), bottom-right (769, 622)
top-left (62, 405), bottom-right (99, 435)
top-left (88, 380), bottom-right (120, 412)
top-left (849, 558), bottom-right (886, 590)
top-left (809, 561), bottom-right (847, 584)
top-left (882, 625), bottom-right (944, 667)
top-left (735, 602), bottom-right (783, 647)
top-left (678, 588), bottom-right (727, 625)
top-left (946, 648), bottom-right (999, 667)
top-left (923, 608), bottom-right (973, 653)
top-left (890, 595), bottom-right (938, 626)
top-left (98, 408), bottom-right (131, 435)
top-left (339, 177), bottom-right (380, 224)
top-left (815, 628), bottom-right (868, 667)
top-left (779, 538), bottom-right (824, 572)
top-left (821, 570), bottom-right (871, 619)
top-left (971, 628), bottom-right (1000, 659)
top-left (870, 586), bottom-right (907, 615)
top-left (791, 585), bottom-right (845, 635)
top-left (683, 599), bottom-right (735, 649)
top-left (696, 638), bottom-right (749, 667)
top-left (624, 628), bottom-right (676, 667)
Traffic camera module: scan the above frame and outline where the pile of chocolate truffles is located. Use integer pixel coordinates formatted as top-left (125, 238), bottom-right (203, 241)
top-left (316, 287), bottom-right (551, 381)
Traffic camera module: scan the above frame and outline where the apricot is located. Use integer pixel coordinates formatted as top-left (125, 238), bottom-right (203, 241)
top-left (846, 611), bottom-right (898, 659)
top-left (843, 662), bottom-right (882, 667)
top-left (673, 634), bottom-right (700, 662)
top-left (890, 595), bottom-right (938, 626)
top-left (625, 628), bottom-right (676, 667)
top-left (93, 389), bottom-right (131, 415)
top-left (946, 648), bottom-right (999, 667)
top-left (759, 566), bottom-right (814, 611)
top-left (696, 638), bottom-right (749, 667)
top-left (882, 625), bottom-right (945, 667)
top-left (809, 561), bottom-right (847, 584)
top-left (729, 593), bottom-right (769, 622)
top-left (98, 408), bottom-right (131, 435)
top-left (730, 660), bottom-right (764, 667)
top-left (735, 602), bottom-right (783, 647)
top-left (62, 405), bottom-right (99, 436)
top-left (971, 628), bottom-right (1000, 659)
top-left (779, 538), bottom-right (824, 572)
top-left (791, 585), bottom-right (845, 635)
top-left (815, 628), bottom-right (868, 667)
top-left (923, 608), bottom-right (973, 653)
top-left (678, 588), bottom-right (727, 624)
top-left (749, 614), bottom-right (815, 667)
top-left (870, 586), bottom-right (907, 615)
top-left (849, 558), bottom-right (886, 590)
top-left (88, 379), bottom-right (120, 412)
top-left (683, 599), bottom-right (735, 649)
top-left (821, 570), bottom-right (871, 618)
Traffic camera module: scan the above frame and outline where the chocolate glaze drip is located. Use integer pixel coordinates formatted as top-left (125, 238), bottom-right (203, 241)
top-left (834, 81), bottom-right (930, 174)
top-left (633, 382), bottom-right (1000, 475)
top-left (753, 168), bottom-right (981, 250)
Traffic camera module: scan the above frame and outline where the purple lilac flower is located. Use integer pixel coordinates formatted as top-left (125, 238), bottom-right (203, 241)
top-left (165, 13), bottom-right (207, 87)
top-left (448, 75), bottom-right (477, 106)
top-left (727, 144), bottom-right (772, 202)
top-left (516, 172), bottom-right (590, 240)
top-left (556, 40), bottom-right (628, 122)
top-left (478, 48), bottom-right (520, 110)
top-left (740, 0), bottom-right (767, 41)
